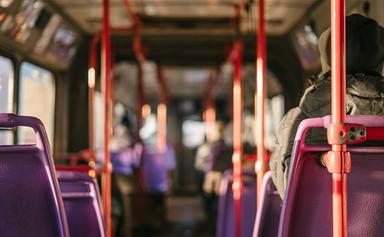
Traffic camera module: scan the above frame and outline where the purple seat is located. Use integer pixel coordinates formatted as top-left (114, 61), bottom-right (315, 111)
top-left (216, 169), bottom-right (257, 237)
top-left (253, 171), bottom-right (282, 237)
top-left (111, 147), bottom-right (140, 175)
top-left (141, 143), bottom-right (175, 193)
top-left (57, 171), bottom-right (106, 237)
top-left (279, 116), bottom-right (384, 237)
top-left (0, 114), bottom-right (69, 237)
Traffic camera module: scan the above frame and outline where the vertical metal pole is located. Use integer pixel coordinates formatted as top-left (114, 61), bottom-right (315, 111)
top-left (205, 99), bottom-right (216, 142)
top-left (136, 64), bottom-right (146, 225)
top-left (330, 0), bottom-right (347, 236)
top-left (101, 0), bottom-right (112, 236)
top-left (156, 65), bottom-right (167, 152)
top-left (232, 41), bottom-right (243, 237)
top-left (255, 0), bottom-right (267, 207)
top-left (204, 71), bottom-right (217, 142)
top-left (136, 65), bottom-right (144, 140)
top-left (157, 103), bottom-right (167, 152)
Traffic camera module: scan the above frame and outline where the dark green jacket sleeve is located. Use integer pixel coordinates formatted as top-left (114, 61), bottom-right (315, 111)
top-left (269, 107), bottom-right (307, 198)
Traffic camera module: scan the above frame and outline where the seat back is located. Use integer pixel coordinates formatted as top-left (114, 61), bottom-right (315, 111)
top-left (279, 116), bottom-right (384, 237)
top-left (141, 144), bottom-right (175, 193)
top-left (58, 171), bottom-right (106, 237)
top-left (216, 169), bottom-right (257, 237)
top-left (253, 171), bottom-right (282, 237)
top-left (111, 147), bottom-right (140, 175)
top-left (0, 114), bottom-right (69, 237)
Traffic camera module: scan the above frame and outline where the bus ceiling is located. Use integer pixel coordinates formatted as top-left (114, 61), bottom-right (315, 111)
top-left (0, 1), bottom-right (379, 68)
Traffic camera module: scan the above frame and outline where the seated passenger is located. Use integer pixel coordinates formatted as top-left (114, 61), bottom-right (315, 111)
top-left (270, 14), bottom-right (384, 198)
top-left (202, 121), bottom-right (233, 236)
top-left (110, 115), bottom-right (139, 237)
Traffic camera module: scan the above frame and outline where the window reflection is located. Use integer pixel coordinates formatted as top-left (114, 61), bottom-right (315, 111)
top-left (293, 25), bottom-right (320, 70)
top-left (1, 0), bottom-right (43, 43)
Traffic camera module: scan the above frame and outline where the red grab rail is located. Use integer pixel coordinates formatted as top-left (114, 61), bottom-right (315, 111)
top-left (328, 1), bottom-right (348, 236)
top-left (255, 0), bottom-right (267, 207)
top-left (101, 0), bottom-right (112, 236)
top-left (156, 66), bottom-right (168, 151)
top-left (232, 40), bottom-right (243, 237)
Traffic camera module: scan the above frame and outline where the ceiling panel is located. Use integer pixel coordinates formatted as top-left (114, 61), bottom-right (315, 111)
top-left (52, 0), bottom-right (321, 35)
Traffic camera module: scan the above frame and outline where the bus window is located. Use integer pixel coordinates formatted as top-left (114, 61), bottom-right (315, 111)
top-left (94, 91), bottom-right (104, 151)
top-left (18, 62), bottom-right (55, 147)
top-left (0, 55), bottom-right (14, 144)
top-left (182, 119), bottom-right (206, 148)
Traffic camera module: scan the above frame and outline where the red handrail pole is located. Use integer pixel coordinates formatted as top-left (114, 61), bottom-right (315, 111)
top-left (56, 165), bottom-right (92, 172)
top-left (156, 65), bottom-right (169, 104)
top-left (255, 0), bottom-right (267, 207)
top-left (204, 71), bottom-right (218, 142)
top-left (232, 41), bottom-right (243, 237)
top-left (123, 0), bottom-right (140, 27)
top-left (330, 0), bottom-right (348, 236)
top-left (156, 65), bottom-right (168, 151)
top-left (88, 34), bottom-right (99, 168)
top-left (136, 65), bottom-right (145, 140)
top-left (101, 0), bottom-right (112, 236)
top-left (157, 103), bottom-right (167, 151)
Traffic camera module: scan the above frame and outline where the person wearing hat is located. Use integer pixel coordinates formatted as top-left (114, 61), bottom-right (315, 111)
top-left (270, 14), bottom-right (384, 198)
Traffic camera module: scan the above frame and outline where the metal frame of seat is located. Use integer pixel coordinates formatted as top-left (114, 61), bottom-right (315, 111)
top-left (58, 171), bottom-right (106, 237)
top-left (253, 171), bottom-right (282, 237)
top-left (279, 115), bottom-right (384, 237)
top-left (216, 169), bottom-right (257, 237)
top-left (0, 113), bottom-right (69, 236)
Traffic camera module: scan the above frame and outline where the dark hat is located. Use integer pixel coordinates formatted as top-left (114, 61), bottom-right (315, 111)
top-left (319, 14), bottom-right (384, 74)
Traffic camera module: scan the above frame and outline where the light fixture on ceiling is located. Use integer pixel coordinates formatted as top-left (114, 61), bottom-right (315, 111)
top-left (0, 0), bottom-right (13, 8)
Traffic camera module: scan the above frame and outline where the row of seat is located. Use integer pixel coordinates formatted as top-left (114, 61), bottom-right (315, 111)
top-left (216, 170), bottom-right (257, 237)
top-left (111, 141), bottom-right (176, 193)
top-left (217, 115), bottom-right (384, 237)
top-left (216, 169), bottom-right (280, 237)
top-left (0, 114), bottom-right (105, 237)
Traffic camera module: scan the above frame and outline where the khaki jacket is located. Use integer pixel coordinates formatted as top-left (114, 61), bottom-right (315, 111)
top-left (270, 73), bottom-right (384, 198)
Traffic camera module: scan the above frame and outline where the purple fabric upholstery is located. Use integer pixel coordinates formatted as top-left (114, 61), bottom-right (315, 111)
top-left (58, 171), bottom-right (106, 237)
top-left (216, 169), bottom-right (257, 237)
top-left (111, 147), bottom-right (140, 175)
top-left (252, 171), bottom-right (282, 237)
top-left (141, 143), bottom-right (176, 193)
top-left (279, 115), bottom-right (384, 237)
top-left (0, 114), bottom-right (69, 237)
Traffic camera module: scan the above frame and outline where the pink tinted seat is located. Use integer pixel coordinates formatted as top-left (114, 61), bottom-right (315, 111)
top-left (253, 171), bottom-right (282, 237)
top-left (279, 116), bottom-right (384, 237)
top-left (216, 169), bottom-right (257, 237)
top-left (0, 114), bottom-right (69, 237)
top-left (58, 171), bottom-right (106, 237)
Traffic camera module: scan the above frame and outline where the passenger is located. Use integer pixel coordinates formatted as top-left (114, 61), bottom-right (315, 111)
top-left (141, 138), bottom-right (176, 230)
top-left (203, 121), bottom-right (233, 236)
top-left (270, 14), bottom-right (384, 198)
top-left (194, 135), bottom-right (215, 234)
top-left (110, 115), bottom-right (139, 237)
top-left (194, 136), bottom-right (213, 193)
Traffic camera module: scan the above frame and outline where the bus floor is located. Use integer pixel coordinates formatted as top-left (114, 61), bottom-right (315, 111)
top-left (134, 195), bottom-right (211, 237)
